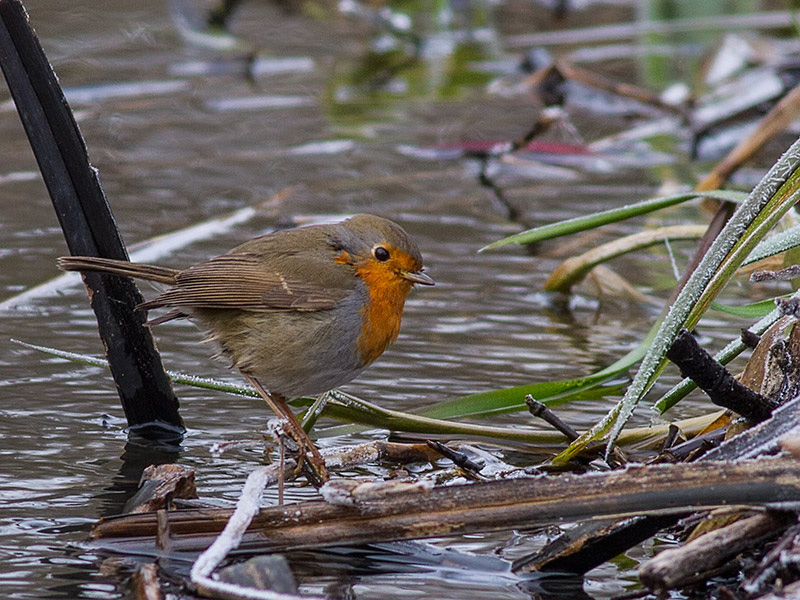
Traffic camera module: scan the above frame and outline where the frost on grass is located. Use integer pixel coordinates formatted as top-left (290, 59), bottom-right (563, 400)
top-left (604, 136), bottom-right (800, 454)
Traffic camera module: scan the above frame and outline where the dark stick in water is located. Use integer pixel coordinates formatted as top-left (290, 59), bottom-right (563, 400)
top-left (0, 0), bottom-right (184, 439)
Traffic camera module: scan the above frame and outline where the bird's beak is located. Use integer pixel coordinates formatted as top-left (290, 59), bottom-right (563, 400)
top-left (402, 270), bottom-right (435, 286)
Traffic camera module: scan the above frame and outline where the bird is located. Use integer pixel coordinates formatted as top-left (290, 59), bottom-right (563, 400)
top-left (58, 214), bottom-right (434, 483)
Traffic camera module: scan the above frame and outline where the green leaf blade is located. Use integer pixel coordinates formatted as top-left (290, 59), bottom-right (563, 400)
top-left (480, 190), bottom-right (747, 251)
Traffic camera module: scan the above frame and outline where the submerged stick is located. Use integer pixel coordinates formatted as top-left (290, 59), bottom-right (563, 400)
top-left (514, 513), bottom-right (679, 575)
top-left (0, 0), bottom-right (182, 438)
top-left (525, 395), bottom-right (579, 441)
top-left (426, 440), bottom-right (484, 475)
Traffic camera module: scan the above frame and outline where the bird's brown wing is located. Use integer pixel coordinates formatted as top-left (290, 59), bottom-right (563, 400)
top-left (138, 254), bottom-right (350, 312)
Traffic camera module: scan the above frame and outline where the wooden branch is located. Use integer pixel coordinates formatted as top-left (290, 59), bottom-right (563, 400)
top-left (322, 440), bottom-right (442, 468)
top-left (91, 457), bottom-right (800, 554)
top-left (516, 392), bottom-right (800, 575)
top-left (513, 514), bottom-right (679, 574)
top-left (639, 512), bottom-right (795, 591)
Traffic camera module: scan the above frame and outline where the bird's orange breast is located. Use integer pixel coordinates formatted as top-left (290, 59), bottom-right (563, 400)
top-left (353, 261), bottom-right (413, 365)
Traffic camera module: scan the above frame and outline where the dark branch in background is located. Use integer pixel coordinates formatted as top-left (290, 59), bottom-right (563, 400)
top-left (666, 328), bottom-right (777, 423)
top-left (0, 0), bottom-right (183, 439)
top-left (478, 168), bottom-right (520, 222)
top-left (751, 264), bottom-right (800, 282)
top-left (206, 0), bottom-right (244, 29)
top-left (475, 108), bottom-right (565, 225)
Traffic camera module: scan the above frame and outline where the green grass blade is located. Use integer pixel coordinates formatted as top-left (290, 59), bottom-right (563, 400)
top-left (480, 190), bottom-right (747, 251)
top-left (11, 338), bottom-right (261, 398)
top-left (544, 225), bottom-right (706, 292)
top-left (319, 391), bottom-right (569, 443)
top-left (554, 138), bottom-right (800, 464)
top-left (420, 373), bottom-right (624, 420)
top-left (13, 339), bottom-right (574, 444)
top-left (13, 339), bottom-right (619, 443)
top-left (15, 337), bottom-right (724, 447)
top-left (709, 298), bottom-right (780, 319)
top-left (16, 337), bottom-right (626, 419)
top-left (742, 223), bottom-right (800, 266)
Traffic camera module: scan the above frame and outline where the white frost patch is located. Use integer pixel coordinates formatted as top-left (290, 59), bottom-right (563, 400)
top-left (190, 463), bottom-right (323, 599)
top-left (265, 417), bottom-right (289, 441)
top-left (319, 480), bottom-right (359, 506)
top-left (320, 478), bottom-right (435, 506)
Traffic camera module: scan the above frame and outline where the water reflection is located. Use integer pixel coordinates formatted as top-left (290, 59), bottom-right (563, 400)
top-left (97, 436), bottom-right (183, 518)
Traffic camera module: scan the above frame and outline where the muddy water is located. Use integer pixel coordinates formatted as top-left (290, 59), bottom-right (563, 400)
top-left (0, 0), bottom-right (790, 598)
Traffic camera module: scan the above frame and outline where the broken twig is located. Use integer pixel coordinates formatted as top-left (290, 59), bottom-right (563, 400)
top-left (525, 395), bottom-right (579, 441)
top-left (425, 440), bottom-right (484, 476)
top-left (667, 328), bottom-right (777, 422)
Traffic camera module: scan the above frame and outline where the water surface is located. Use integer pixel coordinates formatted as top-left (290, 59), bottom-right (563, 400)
top-left (0, 0), bottom-right (791, 597)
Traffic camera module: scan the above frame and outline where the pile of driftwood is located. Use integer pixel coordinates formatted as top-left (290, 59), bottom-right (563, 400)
top-left (93, 320), bottom-right (800, 600)
top-left (93, 427), bottom-right (800, 599)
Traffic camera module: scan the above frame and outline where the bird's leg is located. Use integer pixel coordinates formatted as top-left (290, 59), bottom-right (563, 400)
top-left (272, 392), bottom-right (329, 487)
top-left (277, 435), bottom-right (285, 505)
top-left (243, 374), bottom-right (329, 485)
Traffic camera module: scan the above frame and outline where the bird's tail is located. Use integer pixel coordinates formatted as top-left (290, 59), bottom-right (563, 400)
top-left (57, 256), bottom-right (179, 285)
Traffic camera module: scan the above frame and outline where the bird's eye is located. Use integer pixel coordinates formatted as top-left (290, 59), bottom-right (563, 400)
top-left (373, 246), bottom-right (390, 262)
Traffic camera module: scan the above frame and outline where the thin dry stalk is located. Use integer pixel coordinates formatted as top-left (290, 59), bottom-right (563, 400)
top-left (189, 460), bottom-right (316, 600)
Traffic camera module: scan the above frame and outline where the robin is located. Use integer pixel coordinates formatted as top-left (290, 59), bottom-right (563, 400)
top-left (58, 214), bottom-right (434, 483)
